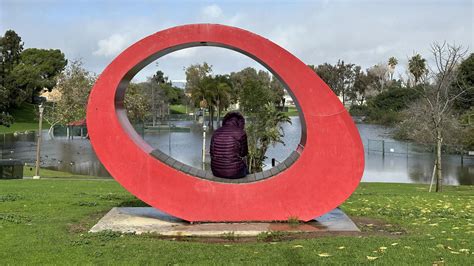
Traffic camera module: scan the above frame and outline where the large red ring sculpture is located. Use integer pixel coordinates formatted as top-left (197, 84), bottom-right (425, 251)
top-left (87, 24), bottom-right (364, 222)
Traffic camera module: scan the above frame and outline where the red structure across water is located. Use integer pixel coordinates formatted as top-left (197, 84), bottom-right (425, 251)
top-left (86, 24), bottom-right (364, 222)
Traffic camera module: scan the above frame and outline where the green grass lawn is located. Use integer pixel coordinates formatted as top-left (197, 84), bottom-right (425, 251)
top-left (284, 106), bottom-right (299, 117)
top-left (0, 103), bottom-right (49, 134)
top-left (0, 174), bottom-right (472, 264)
top-left (22, 166), bottom-right (102, 179)
top-left (170, 104), bottom-right (188, 114)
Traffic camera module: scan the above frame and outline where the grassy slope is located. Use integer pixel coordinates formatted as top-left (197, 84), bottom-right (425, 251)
top-left (0, 175), bottom-right (472, 264)
top-left (170, 104), bottom-right (187, 114)
top-left (0, 103), bottom-right (44, 134)
top-left (22, 166), bottom-right (102, 179)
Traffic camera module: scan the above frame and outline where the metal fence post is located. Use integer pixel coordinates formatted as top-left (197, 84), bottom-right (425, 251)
top-left (406, 142), bottom-right (409, 158)
top-left (382, 140), bottom-right (385, 158)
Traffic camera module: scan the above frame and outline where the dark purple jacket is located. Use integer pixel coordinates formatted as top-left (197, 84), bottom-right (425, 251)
top-left (210, 112), bottom-right (248, 178)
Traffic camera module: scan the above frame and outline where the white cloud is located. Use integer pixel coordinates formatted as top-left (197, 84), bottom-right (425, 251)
top-left (167, 48), bottom-right (197, 59)
top-left (201, 4), bottom-right (223, 19)
top-left (93, 33), bottom-right (130, 57)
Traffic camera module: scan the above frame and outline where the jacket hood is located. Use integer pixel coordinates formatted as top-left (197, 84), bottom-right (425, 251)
top-left (222, 111), bottom-right (245, 129)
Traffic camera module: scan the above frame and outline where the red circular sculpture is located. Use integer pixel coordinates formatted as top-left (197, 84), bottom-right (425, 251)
top-left (87, 24), bottom-right (364, 222)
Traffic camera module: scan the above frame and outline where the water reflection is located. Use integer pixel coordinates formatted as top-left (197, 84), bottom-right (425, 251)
top-left (1, 117), bottom-right (472, 185)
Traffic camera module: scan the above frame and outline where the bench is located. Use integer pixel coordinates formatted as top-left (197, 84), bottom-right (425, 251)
top-left (0, 159), bottom-right (24, 179)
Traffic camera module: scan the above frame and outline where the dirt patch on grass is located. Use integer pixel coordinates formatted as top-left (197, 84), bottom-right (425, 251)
top-left (352, 216), bottom-right (407, 237)
top-left (67, 211), bottom-right (108, 234)
top-left (140, 216), bottom-right (406, 244)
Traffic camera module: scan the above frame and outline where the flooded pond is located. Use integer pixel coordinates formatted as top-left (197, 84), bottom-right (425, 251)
top-left (1, 117), bottom-right (473, 185)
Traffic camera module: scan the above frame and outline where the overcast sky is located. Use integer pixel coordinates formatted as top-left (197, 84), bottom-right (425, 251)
top-left (1, 0), bottom-right (472, 82)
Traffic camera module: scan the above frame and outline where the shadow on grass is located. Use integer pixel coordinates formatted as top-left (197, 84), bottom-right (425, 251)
top-left (117, 198), bottom-right (150, 207)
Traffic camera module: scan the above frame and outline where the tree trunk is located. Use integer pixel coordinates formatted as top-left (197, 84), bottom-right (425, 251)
top-left (48, 122), bottom-right (58, 139)
top-left (435, 130), bottom-right (443, 192)
top-left (216, 98), bottom-right (220, 128)
top-left (151, 85), bottom-right (156, 126)
top-left (208, 106), bottom-right (214, 130)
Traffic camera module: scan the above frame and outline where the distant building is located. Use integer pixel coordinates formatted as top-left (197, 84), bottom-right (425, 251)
top-left (283, 89), bottom-right (295, 107)
top-left (40, 88), bottom-right (62, 102)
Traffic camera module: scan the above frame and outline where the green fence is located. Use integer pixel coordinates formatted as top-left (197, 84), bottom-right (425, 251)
top-left (366, 139), bottom-right (472, 163)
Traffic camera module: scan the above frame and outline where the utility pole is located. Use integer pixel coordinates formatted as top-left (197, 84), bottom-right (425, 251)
top-left (33, 103), bottom-right (44, 179)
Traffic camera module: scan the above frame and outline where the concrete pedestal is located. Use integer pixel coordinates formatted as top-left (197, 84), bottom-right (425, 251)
top-left (89, 207), bottom-right (359, 237)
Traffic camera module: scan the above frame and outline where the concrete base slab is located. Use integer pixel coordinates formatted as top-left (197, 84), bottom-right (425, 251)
top-left (89, 207), bottom-right (359, 237)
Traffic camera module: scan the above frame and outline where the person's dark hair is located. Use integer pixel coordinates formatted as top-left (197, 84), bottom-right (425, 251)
top-left (222, 111), bottom-right (245, 129)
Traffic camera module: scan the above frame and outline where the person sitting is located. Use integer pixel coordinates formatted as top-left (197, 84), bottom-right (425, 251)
top-left (210, 111), bottom-right (249, 179)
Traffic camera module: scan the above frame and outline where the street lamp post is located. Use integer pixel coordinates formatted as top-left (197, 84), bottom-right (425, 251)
top-left (199, 100), bottom-right (208, 170)
top-left (33, 103), bottom-right (44, 179)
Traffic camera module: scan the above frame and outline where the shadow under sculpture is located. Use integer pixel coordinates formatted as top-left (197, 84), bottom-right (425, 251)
top-left (86, 24), bottom-right (365, 222)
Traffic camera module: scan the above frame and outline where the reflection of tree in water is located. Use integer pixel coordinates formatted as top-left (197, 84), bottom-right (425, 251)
top-left (457, 166), bottom-right (474, 185)
top-left (408, 158), bottom-right (432, 183)
top-left (408, 155), bottom-right (472, 185)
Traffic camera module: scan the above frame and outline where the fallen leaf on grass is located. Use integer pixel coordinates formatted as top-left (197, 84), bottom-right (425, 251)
top-left (292, 245), bottom-right (303, 248)
top-left (337, 246), bottom-right (345, 250)
top-left (450, 251), bottom-right (460, 254)
top-left (391, 243), bottom-right (399, 246)
top-left (318, 253), bottom-right (331, 257)
top-left (366, 256), bottom-right (378, 261)
top-left (432, 260), bottom-right (445, 266)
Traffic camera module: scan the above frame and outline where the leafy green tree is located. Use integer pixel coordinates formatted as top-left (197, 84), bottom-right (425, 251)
top-left (0, 85), bottom-right (13, 126)
top-left (143, 70), bottom-right (185, 125)
top-left (310, 63), bottom-right (338, 94)
top-left (208, 74), bottom-right (231, 126)
top-left (229, 67), bottom-right (291, 172)
top-left (185, 63), bottom-right (220, 128)
top-left (10, 48), bottom-right (67, 103)
top-left (312, 61), bottom-right (359, 105)
top-left (124, 83), bottom-right (152, 124)
top-left (270, 76), bottom-right (285, 107)
top-left (453, 53), bottom-right (474, 112)
top-left (246, 103), bottom-right (291, 173)
top-left (408, 54), bottom-right (427, 85)
top-left (351, 69), bottom-right (379, 105)
top-left (232, 67), bottom-right (276, 113)
top-left (0, 30), bottom-right (24, 126)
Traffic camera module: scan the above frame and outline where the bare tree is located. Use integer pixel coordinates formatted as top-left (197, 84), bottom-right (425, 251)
top-left (43, 59), bottom-right (96, 138)
top-left (401, 42), bottom-right (470, 192)
top-left (368, 63), bottom-right (389, 91)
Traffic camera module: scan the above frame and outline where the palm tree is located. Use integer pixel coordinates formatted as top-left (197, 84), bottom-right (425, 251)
top-left (214, 82), bottom-right (231, 127)
top-left (388, 57), bottom-right (398, 80)
top-left (408, 54), bottom-right (427, 85)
